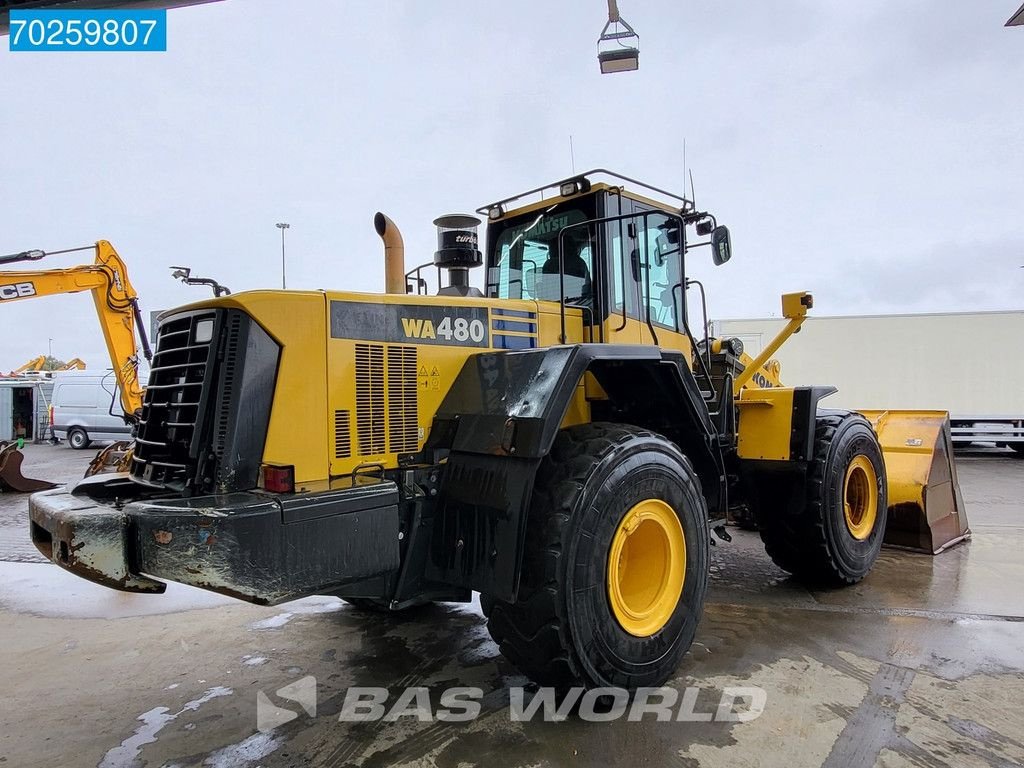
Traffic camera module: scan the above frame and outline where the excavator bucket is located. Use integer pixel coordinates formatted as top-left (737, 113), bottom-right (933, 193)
top-left (857, 410), bottom-right (970, 554)
top-left (0, 441), bottom-right (57, 493)
top-left (85, 440), bottom-right (134, 477)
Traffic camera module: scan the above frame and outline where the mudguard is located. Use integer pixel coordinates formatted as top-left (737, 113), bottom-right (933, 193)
top-left (422, 343), bottom-right (725, 600)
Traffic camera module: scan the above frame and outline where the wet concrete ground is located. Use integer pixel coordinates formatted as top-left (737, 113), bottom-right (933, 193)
top-left (0, 446), bottom-right (1021, 767)
top-left (0, 443), bottom-right (94, 563)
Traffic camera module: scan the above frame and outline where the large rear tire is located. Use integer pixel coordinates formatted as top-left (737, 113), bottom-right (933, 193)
top-left (755, 411), bottom-right (887, 585)
top-left (485, 422), bottom-right (709, 690)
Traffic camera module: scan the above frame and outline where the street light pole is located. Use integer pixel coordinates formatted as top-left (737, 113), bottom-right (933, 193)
top-left (275, 222), bottom-right (290, 289)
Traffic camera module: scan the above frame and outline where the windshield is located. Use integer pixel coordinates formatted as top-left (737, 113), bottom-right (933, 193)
top-left (486, 203), bottom-right (595, 302)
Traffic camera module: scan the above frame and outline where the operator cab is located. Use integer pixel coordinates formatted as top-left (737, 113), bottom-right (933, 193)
top-left (479, 170), bottom-right (732, 348)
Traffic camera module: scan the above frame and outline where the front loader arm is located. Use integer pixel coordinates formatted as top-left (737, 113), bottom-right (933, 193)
top-left (0, 240), bottom-right (149, 419)
top-left (726, 292), bottom-right (968, 554)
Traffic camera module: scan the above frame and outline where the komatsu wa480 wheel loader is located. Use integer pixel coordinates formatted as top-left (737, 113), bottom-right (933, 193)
top-left (28, 171), bottom-right (967, 690)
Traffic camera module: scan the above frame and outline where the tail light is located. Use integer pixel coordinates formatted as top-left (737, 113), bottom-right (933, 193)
top-left (261, 464), bottom-right (295, 494)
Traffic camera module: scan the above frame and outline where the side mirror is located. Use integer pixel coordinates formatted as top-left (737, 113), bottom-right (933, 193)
top-left (711, 225), bottom-right (732, 266)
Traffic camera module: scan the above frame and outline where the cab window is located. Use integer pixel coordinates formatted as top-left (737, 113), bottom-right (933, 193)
top-left (639, 213), bottom-right (683, 330)
top-left (607, 204), bottom-right (683, 331)
top-left (487, 203), bottom-right (595, 302)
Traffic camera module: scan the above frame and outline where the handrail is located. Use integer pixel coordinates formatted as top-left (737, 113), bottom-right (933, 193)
top-left (477, 168), bottom-right (694, 217)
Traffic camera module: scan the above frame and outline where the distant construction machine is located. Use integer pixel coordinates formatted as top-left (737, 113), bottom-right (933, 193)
top-left (0, 241), bottom-right (151, 485)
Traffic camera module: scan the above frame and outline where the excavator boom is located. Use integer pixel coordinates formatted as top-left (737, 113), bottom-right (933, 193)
top-left (0, 241), bottom-right (150, 420)
top-left (8, 355), bottom-right (48, 375)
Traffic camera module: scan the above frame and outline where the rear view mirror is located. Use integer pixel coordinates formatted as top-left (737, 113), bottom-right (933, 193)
top-left (711, 225), bottom-right (732, 266)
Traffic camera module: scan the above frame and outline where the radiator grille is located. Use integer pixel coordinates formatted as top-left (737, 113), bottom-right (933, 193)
top-left (387, 345), bottom-right (419, 454)
top-left (355, 343), bottom-right (385, 455)
top-left (211, 312), bottom-right (243, 484)
top-left (334, 410), bottom-right (352, 459)
top-left (131, 311), bottom-right (217, 489)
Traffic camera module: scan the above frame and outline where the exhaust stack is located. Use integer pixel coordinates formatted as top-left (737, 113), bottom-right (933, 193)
top-left (374, 212), bottom-right (406, 295)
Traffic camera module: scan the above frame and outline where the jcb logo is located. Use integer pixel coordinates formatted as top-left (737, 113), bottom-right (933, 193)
top-left (0, 282), bottom-right (36, 300)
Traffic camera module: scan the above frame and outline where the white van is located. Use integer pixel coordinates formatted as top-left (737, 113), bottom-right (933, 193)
top-left (51, 371), bottom-right (145, 449)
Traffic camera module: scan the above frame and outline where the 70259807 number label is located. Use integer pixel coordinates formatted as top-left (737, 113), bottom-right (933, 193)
top-left (9, 9), bottom-right (167, 52)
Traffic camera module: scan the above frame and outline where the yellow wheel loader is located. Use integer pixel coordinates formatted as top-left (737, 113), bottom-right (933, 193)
top-left (28, 171), bottom-right (966, 691)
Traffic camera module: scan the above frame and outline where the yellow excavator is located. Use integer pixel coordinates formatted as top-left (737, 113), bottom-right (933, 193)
top-left (0, 241), bottom-right (151, 486)
top-left (56, 358), bottom-right (87, 371)
top-left (7, 356), bottom-right (48, 376)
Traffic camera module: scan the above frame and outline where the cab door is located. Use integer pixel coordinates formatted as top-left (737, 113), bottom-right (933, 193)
top-left (601, 197), bottom-right (691, 362)
top-left (602, 192), bottom-right (642, 344)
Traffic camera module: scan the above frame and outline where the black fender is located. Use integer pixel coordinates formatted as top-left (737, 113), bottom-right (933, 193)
top-left (422, 343), bottom-right (726, 600)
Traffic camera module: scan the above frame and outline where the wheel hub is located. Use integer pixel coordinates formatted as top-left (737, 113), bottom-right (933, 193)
top-left (607, 499), bottom-right (685, 637)
top-left (844, 455), bottom-right (878, 540)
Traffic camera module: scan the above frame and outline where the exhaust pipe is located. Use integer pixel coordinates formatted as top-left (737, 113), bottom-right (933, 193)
top-left (374, 212), bottom-right (406, 295)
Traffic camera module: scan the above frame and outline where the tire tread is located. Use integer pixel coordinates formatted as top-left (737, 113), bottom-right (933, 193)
top-left (756, 411), bottom-right (881, 585)
top-left (486, 422), bottom-right (704, 687)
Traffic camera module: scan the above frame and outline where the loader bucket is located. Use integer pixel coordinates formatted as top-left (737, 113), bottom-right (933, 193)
top-left (0, 441), bottom-right (57, 493)
top-left (857, 410), bottom-right (970, 554)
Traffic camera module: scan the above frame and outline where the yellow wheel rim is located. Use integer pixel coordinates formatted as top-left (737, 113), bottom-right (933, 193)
top-left (843, 455), bottom-right (878, 540)
top-left (607, 499), bottom-right (686, 637)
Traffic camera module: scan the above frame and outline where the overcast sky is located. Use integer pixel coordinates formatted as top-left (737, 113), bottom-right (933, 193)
top-left (1, 0), bottom-right (1022, 369)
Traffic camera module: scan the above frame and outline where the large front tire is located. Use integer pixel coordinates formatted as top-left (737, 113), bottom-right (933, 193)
top-left (485, 423), bottom-right (709, 691)
top-left (755, 411), bottom-right (888, 585)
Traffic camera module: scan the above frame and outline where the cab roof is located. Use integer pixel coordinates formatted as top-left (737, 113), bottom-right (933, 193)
top-left (477, 169), bottom-right (695, 222)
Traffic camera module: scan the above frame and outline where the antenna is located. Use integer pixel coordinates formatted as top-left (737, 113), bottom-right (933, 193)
top-left (682, 138), bottom-right (686, 200)
top-left (689, 169), bottom-right (696, 207)
top-left (569, 135), bottom-right (576, 174)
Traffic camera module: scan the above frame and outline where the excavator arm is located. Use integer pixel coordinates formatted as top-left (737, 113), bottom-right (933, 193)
top-left (0, 240), bottom-right (151, 420)
top-left (9, 355), bottom-right (48, 375)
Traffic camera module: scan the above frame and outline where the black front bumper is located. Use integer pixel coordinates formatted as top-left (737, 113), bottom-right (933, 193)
top-left (29, 477), bottom-right (401, 605)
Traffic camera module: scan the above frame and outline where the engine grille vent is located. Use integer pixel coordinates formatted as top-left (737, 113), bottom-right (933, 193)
top-left (387, 345), bottom-right (418, 454)
top-left (211, 312), bottom-right (243, 482)
top-left (355, 343), bottom-right (385, 455)
top-left (132, 310), bottom-right (218, 489)
top-left (334, 410), bottom-right (352, 459)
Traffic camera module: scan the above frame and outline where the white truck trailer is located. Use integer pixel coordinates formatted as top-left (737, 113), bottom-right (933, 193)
top-left (713, 310), bottom-right (1024, 451)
